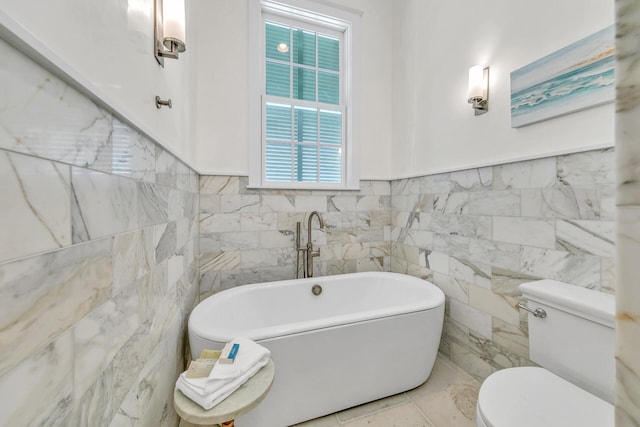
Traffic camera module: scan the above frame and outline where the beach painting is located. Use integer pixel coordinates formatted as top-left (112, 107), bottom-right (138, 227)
top-left (511, 25), bottom-right (615, 128)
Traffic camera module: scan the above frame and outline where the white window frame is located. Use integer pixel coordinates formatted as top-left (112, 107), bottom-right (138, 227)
top-left (248, 0), bottom-right (361, 190)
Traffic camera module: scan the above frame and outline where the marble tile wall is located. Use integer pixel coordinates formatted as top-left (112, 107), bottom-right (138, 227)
top-left (390, 149), bottom-right (616, 381)
top-left (0, 37), bottom-right (199, 426)
top-left (615, 1), bottom-right (640, 424)
top-left (199, 177), bottom-right (391, 297)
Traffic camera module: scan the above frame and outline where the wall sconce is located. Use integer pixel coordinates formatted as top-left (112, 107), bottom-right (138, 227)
top-left (154, 0), bottom-right (186, 67)
top-left (468, 65), bottom-right (489, 115)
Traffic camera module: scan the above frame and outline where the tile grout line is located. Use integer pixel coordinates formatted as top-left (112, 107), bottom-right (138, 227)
top-left (335, 394), bottom-right (411, 424)
top-left (411, 401), bottom-right (438, 427)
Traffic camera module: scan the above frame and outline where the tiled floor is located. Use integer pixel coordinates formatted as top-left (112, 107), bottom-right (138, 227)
top-left (292, 354), bottom-right (480, 427)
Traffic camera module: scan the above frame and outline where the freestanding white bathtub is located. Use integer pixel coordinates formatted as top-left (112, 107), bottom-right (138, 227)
top-left (188, 271), bottom-right (445, 427)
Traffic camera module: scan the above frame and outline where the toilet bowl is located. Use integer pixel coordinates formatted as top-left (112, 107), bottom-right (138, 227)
top-left (476, 367), bottom-right (613, 427)
top-left (476, 280), bottom-right (615, 427)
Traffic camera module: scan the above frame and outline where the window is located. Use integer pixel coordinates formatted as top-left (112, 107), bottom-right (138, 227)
top-left (249, 0), bottom-right (360, 189)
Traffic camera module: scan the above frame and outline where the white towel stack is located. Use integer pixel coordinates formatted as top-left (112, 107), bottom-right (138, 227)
top-left (176, 337), bottom-right (271, 410)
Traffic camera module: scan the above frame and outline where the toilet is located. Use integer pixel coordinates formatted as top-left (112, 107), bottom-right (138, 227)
top-left (476, 279), bottom-right (615, 427)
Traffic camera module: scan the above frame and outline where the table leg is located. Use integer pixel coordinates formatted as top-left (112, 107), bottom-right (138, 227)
top-left (178, 417), bottom-right (234, 427)
top-left (179, 420), bottom-right (217, 427)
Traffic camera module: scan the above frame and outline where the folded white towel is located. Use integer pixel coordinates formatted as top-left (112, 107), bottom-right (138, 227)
top-left (209, 337), bottom-right (270, 381)
top-left (176, 356), bottom-right (269, 410)
top-left (175, 337), bottom-right (271, 410)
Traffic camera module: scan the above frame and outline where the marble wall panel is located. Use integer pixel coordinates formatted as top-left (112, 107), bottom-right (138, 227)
top-left (433, 234), bottom-right (471, 259)
top-left (520, 246), bottom-right (602, 289)
top-left (467, 190), bottom-right (520, 216)
top-left (555, 219), bottom-right (615, 257)
top-left (615, 1), bottom-right (640, 424)
top-left (295, 195), bottom-right (329, 212)
top-left (450, 257), bottom-right (491, 289)
top-left (0, 238), bottom-right (112, 377)
top-left (557, 148), bottom-right (615, 187)
top-left (491, 318), bottom-right (529, 360)
top-left (0, 39), bottom-right (113, 174)
top-left (493, 157), bottom-right (557, 189)
top-left (490, 267), bottom-right (542, 297)
top-left (493, 216), bottom-right (555, 248)
top-left (449, 298), bottom-right (493, 339)
top-left (221, 194), bottom-right (262, 213)
top-left (71, 167), bottom-right (139, 242)
top-left (391, 148), bottom-right (616, 381)
top-left (600, 256), bottom-right (616, 294)
top-left (450, 167), bottom-right (493, 192)
top-left (468, 331), bottom-right (527, 371)
top-left (109, 313), bottom-right (183, 427)
top-left (259, 229), bottom-right (296, 249)
top-left (433, 192), bottom-right (469, 214)
top-left (73, 285), bottom-right (138, 399)
top-left (425, 251), bottom-right (450, 274)
top-left (107, 327), bottom-right (155, 420)
top-left (155, 221), bottom-right (178, 264)
top-left (433, 271), bottom-right (469, 303)
top-left (0, 150), bottom-right (71, 262)
top-left (435, 213), bottom-right (492, 240)
top-left (112, 228), bottom-right (155, 295)
top-left (155, 146), bottom-right (178, 188)
top-left (176, 160), bottom-right (198, 193)
top-left (419, 173), bottom-right (454, 194)
top-left (521, 187), bottom-right (602, 219)
top-left (71, 362), bottom-right (115, 427)
top-left (0, 39), bottom-right (166, 190)
top-left (198, 177), bottom-right (391, 296)
top-left (0, 37), bottom-right (199, 427)
top-left (138, 181), bottom-right (170, 227)
top-left (362, 180), bottom-right (392, 196)
top-left (329, 195), bottom-right (358, 212)
top-left (400, 229), bottom-right (434, 248)
top-left (468, 238), bottom-right (521, 271)
top-left (0, 331), bottom-right (74, 427)
top-left (448, 340), bottom-right (495, 382)
top-left (355, 256), bottom-right (385, 272)
top-left (111, 118), bottom-right (156, 183)
top-left (469, 285), bottom-right (519, 325)
top-left (240, 212), bottom-right (278, 231)
top-left (200, 175), bottom-right (241, 195)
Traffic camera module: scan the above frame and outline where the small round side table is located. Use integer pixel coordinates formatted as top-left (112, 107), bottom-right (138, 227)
top-left (174, 358), bottom-right (275, 427)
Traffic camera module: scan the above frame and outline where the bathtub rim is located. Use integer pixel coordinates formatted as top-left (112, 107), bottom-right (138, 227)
top-left (191, 306), bottom-right (443, 344)
top-left (189, 271), bottom-right (445, 343)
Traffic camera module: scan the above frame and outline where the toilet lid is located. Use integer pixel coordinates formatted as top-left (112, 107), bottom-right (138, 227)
top-left (477, 367), bottom-right (614, 427)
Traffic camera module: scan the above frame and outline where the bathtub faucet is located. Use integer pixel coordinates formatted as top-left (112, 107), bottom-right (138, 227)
top-left (306, 211), bottom-right (324, 278)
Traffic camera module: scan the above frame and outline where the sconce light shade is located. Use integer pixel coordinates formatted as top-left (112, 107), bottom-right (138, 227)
top-left (468, 65), bottom-right (489, 115)
top-left (163, 0), bottom-right (185, 48)
top-left (155, 0), bottom-right (186, 67)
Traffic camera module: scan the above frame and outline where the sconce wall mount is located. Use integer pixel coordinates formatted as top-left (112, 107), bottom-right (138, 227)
top-left (468, 65), bottom-right (489, 115)
top-left (155, 0), bottom-right (186, 67)
top-left (155, 96), bottom-right (172, 109)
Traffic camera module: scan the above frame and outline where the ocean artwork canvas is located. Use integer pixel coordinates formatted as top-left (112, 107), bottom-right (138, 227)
top-left (511, 25), bottom-right (615, 128)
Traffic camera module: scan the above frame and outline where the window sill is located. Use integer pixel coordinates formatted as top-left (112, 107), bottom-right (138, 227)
top-left (246, 183), bottom-right (361, 191)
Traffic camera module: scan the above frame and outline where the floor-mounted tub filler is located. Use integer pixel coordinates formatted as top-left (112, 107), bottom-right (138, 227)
top-left (188, 271), bottom-right (445, 427)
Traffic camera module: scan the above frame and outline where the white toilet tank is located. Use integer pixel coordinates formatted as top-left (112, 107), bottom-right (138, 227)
top-left (520, 279), bottom-right (615, 403)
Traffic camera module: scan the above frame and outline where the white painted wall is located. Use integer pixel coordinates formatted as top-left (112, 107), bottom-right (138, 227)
top-left (1, 0), bottom-right (614, 178)
top-left (191, 0), bottom-right (249, 176)
top-left (192, 0), bottom-right (393, 179)
top-left (0, 0), bottom-right (195, 166)
top-left (391, 0), bottom-right (615, 178)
